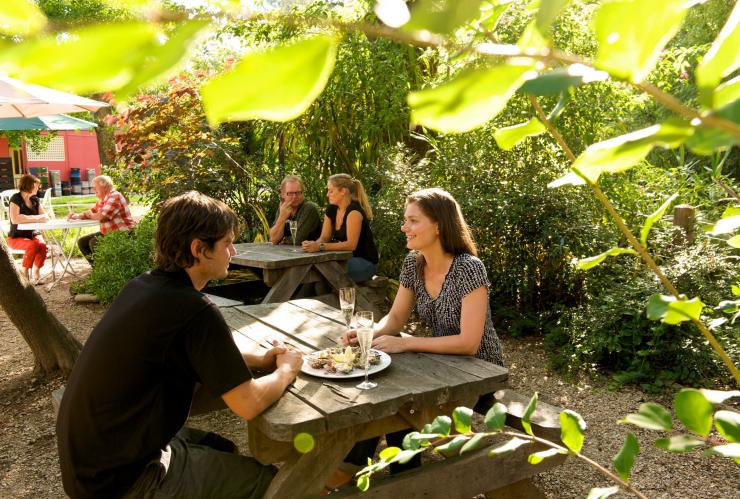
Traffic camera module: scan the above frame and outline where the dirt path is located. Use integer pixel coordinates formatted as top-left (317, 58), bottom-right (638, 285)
top-left (0, 262), bottom-right (737, 498)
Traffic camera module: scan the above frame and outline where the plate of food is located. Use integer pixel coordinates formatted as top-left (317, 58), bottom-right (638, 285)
top-left (301, 345), bottom-right (391, 379)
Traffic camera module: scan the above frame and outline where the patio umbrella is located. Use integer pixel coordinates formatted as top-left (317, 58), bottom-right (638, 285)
top-left (0, 75), bottom-right (109, 118)
top-left (0, 114), bottom-right (97, 131)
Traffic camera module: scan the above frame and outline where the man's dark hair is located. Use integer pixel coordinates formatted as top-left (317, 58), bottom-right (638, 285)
top-left (155, 191), bottom-right (241, 271)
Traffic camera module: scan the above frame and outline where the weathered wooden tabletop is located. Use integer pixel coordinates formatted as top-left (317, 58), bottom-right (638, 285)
top-left (230, 243), bottom-right (368, 306)
top-left (222, 298), bottom-right (512, 498)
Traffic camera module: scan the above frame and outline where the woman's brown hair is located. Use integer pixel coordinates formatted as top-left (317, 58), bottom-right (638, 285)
top-left (406, 188), bottom-right (477, 257)
top-left (328, 173), bottom-right (373, 220)
top-left (18, 174), bottom-right (40, 193)
top-left (155, 191), bottom-right (242, 271)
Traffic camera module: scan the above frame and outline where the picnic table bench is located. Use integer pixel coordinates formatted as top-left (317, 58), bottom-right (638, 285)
top-left (222, 298), bottom-right (567, 498)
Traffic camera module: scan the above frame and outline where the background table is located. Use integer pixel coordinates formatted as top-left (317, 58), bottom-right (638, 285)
top-left (219, 298), bottom-right (557, 498)
top-left (18, 219), bottom-right (98, 291)
top-left (231, 243), bottom-right (369, 306)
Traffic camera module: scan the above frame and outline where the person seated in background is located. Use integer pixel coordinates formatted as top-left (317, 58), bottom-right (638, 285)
top-left (57, 191), bottom-right (303, 499)
top-left (68, 175), bottom-right (135, 262)
top-left (268, 174), bottom-right (321, 245)
top-left (302, 173), bottom-right (379, 283)
top-left (6, 174), bottom-right (49, 284)
top-left (324, 188), bottom-right (504, 493)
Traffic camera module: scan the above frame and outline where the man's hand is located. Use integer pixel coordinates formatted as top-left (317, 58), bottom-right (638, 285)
top-left (275, 348), bottom-right (303, 377)
top-left (278, 199), bottom-right (292, 220)
top-left (260, 340), bottom-right (288, 370)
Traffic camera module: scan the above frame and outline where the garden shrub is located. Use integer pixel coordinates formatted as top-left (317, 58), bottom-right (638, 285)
top-left (79, 216), bottom-right (156, 304)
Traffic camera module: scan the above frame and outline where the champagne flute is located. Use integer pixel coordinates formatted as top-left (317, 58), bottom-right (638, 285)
top-left (338, 287), bottom-right (355, 330)
top-left (355, 311), bottom-right (377, 390)
top-left (288, 219), bottom-right (299, 252)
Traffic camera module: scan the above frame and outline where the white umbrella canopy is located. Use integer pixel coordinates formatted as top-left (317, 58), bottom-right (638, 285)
top-left (0, 75), bottom-right (109, 118)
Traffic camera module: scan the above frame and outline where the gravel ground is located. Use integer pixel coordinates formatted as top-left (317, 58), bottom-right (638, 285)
top-left (0, 259), bottom-right (737, 498)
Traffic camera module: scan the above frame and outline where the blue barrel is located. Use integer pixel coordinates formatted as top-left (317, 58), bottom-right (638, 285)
top-left (70, 168), bottom-right (82, 195)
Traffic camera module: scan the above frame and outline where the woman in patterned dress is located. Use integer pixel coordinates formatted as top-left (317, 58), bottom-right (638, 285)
top-left (323, 188), bottom-right (503, 493)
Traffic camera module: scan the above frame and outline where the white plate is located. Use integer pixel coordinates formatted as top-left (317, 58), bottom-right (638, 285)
top-left (301, 349), bottom-right (391, 379)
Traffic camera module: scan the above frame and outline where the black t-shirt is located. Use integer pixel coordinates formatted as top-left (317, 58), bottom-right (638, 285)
top-left (326, 202), bottom-right (379, 263)
top-left (57, 269), bottom-right (252, 498)
top-left (8, 192), bottom-right (40, 239)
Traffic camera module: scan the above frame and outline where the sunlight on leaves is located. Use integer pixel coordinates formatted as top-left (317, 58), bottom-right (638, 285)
top-left (621, 402), bottom-right (672, 431)
top-left (0, 22), bottom-right (160, 94)
top-left (453, 406), bottom-right (474, 434)
top-left (379, 446), bottom-right (401, 461)
top-left (0, 0), bottom-right (46, 36)
top-left (713, 75), bottom-right (740, 110)
top-left (641, 193), bottom-right (678, 247)
top-left (357, 474), bottom-right (370, 492)
top-left (405, 0), bottom-right (485, 35)
top-left (646, 294), bottom-right (704, 325)
top-left (575, 247), bottom-right (638, 271)
top-left (520, 64), bottom-right (609, 96)
top-left (488, 436), bottom-right (530, 455)
top-left (686, 100), bottom-right (740, 155)
top-left (409, 62), bottom-right (535, 133)
top-left (728, 235), bottom-right (740, 248)
top-left (714, 411), bottom-right (740, 443)
top-left (429, 415), bottom-right (452, 436)
top-left (593, 0), bottom-right (688, 82)
top-left (521, 392), bottom-right (539, 436)
top-left (700, 389), bottom-right (740, 404)
top-left (202, 35), bottom-right (338, 126)
top-left (674, 389), bottom-right (713, 437)
top-left (484, 402), bottom-right (508, 431)
top-left (586, 486), bottom-right (620, 499)
top-left (655, 435), bottom-right (706, 452)
top-left (435, 435), bottom-right (470, 457)
top-left (612, 432), bottom-right (638, 481)
top-left (704, 443), bottom-right (740, 463)
top-left (460, 433), bottom-right (487, 454)
top-left (696, 1), bottom-right (740, 108)
top-left (494, 118), bottom-right (546, 150)
top-left (528, 447), bottom-right (563, 464)
top-left (375, 0), bottom-right (411, 28)
top-left (535, 0), bottom-right (571, 36)
top-left (560, 409), bottom-right (586, 453)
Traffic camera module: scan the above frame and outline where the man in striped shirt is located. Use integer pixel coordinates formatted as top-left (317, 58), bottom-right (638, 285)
top-left (68, 175), bottom-right (135, 262)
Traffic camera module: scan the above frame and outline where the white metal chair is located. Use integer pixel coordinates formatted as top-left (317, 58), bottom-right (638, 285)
top-left (0, 189), bottom-right (26, 257)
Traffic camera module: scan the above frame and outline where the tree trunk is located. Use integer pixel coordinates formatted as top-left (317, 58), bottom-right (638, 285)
top-left (0, 239), bottom-right (81, 375)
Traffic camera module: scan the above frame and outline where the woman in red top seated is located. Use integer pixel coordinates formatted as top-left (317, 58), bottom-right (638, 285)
top-left (7, 174), bottom-right (49, 284)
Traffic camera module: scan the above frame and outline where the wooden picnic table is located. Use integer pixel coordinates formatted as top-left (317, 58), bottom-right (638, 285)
top-left (221, 298), bottom-right (565, 498)
top-left (231, 243), bottom-right (373, 308)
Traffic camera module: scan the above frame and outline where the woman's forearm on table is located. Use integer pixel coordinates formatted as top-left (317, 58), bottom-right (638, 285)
top-left (399, 334), bottom-right (480, 356)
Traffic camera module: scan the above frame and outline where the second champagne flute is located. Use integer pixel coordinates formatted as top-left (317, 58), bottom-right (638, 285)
top-left (288, 219), bottom-right (300, 251)
top-left (338, 287), bottom-right (355, 330)
top-left (355, 311), bottom-right (377, 390)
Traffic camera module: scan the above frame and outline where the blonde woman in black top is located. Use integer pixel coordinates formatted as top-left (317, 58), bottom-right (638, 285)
top-left (302, 173), bottom-right (379, 282)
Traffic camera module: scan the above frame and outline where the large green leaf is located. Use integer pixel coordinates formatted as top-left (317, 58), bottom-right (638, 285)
top-left (586, 487), bottom-right (620, 499)
top-left (484, 402), bottom-right (508, 430)
top-left (535, 0), bottom-right (571, 36)
top-left (621, 402), bottom-right (672, 431)
top-left (429, 415), bottom-right (452, 435)
top-left (494, 118), bottom-right (546, 150)
top-left (576, 247), bottom-right (638, 271)
top-left (560, 409), bottom-right (586, 453)
top-left (613, 432), bottom-right (639, 481)
top-left (520, 64), bottom-right (609, 96)
top-left (655, 435), bottom-right (706, 452)
top-left (674, 389), bottom-right (713, 437)
top-left (453, 406), bottom-right (474, 434)
top-left (704, 443), bottom-right (740, 462)
top-left (715, 410), bottom-right (740, 443)
top-left (201, 35), bottom-right (338, 126)
top-left (116, 21), bottom-right (209, 100)
top-left (404, 0), bottom-right (485, 35)
top-left (435, 435), bottom-right (470, 457)
top-left (641, 193), bottom-right (679, 246)
top-left (646, 294), bottom-right (704, 325)
top-left (460, 433), bottom-right (487, 454)
top-left (408, 62), bottom-right (535, 133)
top-left (521, 392), bottom-right (539, 436)
top-left (0, 0), bottom-right (46, 36)
top-left (696, 1), bottom-right (740, 108)
top-left (0, 22), bottom-right (160, 93)
top-left (713, 75), bottom-right (740, 110)
top-left (593, 0), bottom-right (689, 83)
top-left (686, 100), bottom-right (740, 155)
top-left (549, 120), bottom-right (693, 187)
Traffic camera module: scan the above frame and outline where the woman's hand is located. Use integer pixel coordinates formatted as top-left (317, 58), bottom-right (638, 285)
top-left (341, 328), bottom-right (359, 346)
top-left (301, 240), bottom-right (320, 253)
top-left (371, 334), bottom-right (406, 353)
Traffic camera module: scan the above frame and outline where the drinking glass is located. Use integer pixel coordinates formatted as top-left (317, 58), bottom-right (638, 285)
top-left (355, 311), bottom-right (376, 389)
top-left (338, 287), bottom-right (355, 330)
top-left (288, 220), bottom-right (300, 252)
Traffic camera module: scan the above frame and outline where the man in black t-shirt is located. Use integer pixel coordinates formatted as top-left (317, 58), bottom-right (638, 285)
top-left (57, 191), bottom-right (303, 499)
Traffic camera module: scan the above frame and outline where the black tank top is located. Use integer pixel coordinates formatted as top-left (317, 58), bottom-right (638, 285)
top-left (326, 202), bottom-right (379, 263)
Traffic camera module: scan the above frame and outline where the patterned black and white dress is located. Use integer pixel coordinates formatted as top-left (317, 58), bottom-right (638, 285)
top-left (399, 252), bottom-right (504, 366)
